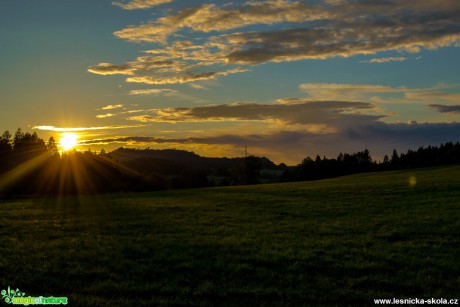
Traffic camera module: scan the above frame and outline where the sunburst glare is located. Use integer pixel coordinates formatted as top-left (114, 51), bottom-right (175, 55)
top-left (60, 133), bottom-right (78, 151)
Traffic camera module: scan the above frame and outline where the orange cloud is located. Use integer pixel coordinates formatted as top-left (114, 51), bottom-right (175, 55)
top-left (112, 0), bottom-right (172, 10)
top-left (32, 125), bottom-right (145, 132)
top-left (91, 1), bottom-right (460, 84)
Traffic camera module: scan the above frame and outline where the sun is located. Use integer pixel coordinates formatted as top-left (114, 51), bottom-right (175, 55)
top-left (60, 133), bottom-right (78, 151)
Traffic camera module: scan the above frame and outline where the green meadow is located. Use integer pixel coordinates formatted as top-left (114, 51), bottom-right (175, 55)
top-left (1, 166), bottom-right (459, 306)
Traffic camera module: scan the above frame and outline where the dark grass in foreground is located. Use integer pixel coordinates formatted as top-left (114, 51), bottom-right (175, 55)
top-left (0, 166), bottom-right (459, 306)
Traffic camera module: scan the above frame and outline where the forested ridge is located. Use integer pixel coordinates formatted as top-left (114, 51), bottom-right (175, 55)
top-left (1, 128), bottom-right (459, 196)
top-left (282, 143), bottom-right (460, 181)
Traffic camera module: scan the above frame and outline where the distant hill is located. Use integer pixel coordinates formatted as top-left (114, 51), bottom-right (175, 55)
top-left (107, 147), bottom-right (286, 175)
top-left (104, 148), bottom-right (288, 187)
top-left (3, 128), bottom-right (457, 196)
top-left (0, 147), bottom-right (287, 196)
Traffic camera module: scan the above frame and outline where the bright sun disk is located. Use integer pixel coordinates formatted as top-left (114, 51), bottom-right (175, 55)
top-left (60, 133), bottom-right (78, 151)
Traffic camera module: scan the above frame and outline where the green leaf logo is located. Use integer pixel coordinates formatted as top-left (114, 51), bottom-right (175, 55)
top-left (1, 287), bottom-right (26, 304)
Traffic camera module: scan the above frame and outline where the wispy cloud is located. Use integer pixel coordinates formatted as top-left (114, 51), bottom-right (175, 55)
top-left (298, 83), bottom-right (460, 104)
top-left (32, 124), bottom-right (145, 132)
top-left (429, 104), bottom-right (460, 114)
top-left (91, 1), bottom-right (460, 85)
top-left (362, 57), bottom-right (407, 63)
top-left (125, 68), bottom-right (247, 85)
top-left (126, 101), bottom-right (381, 131)
top-left (113, 1), bottom-right (328, 43)
top-left (221, 1), bottom-right (460, 64)
top-left (96, 109), bottom-right (145, 119)
top-left (189, 84), bottom-right (209, 91)
top-left (112, 0), bottom-right (172, 10)
top-left (299, 83), bottom-right (404, 94)
top-left (88, 63), bottom-right (136, 76)
top-left (101, 104), bottom-right (124, 110)
top-left (404, 91), bottom-right (460, 101)
top-left (96, 113), bottom-right (116, 119)
top-left (129, 88), bottom-right (179, 96)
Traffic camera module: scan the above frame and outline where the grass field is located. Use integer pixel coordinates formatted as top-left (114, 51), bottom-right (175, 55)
top-left (1, 166), bottom-right (459, 306)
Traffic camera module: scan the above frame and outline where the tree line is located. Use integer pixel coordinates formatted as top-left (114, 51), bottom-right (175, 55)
top-left (281, 142), bottom-right (460, 182)
top-left (0, 128), bottom-right (152, 196)
top-left (1, 128), bottom-right (459, 195)
top-left (0, 128), bottom-right (58, 171)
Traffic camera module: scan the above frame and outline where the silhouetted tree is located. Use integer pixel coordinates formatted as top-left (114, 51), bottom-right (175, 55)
top-left (390, 149), bottom-right (400, 167)
top-left (0, 130), bottom-right (12, 153)
top-left (47, 137), bottom-right (59, 156)
top-left (0, 130), bottom-right (13, 171)
top-left (355, 149), bottom-right (373, 172)
top-left (13, 128), bottom-right (24, 149)
top-left (283, 142), bottom-right (460, 184)
top-left (383, 155), bottom-right (389, 164)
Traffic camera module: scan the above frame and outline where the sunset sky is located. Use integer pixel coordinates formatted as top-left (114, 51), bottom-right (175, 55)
top-left (1, 0), bottom-right (459, 164)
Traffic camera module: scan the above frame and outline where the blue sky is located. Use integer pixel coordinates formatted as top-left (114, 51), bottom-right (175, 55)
top-left (1, 0), bottom-right (459, 163)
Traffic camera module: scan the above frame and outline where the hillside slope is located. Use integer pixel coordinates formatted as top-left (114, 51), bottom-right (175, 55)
top-left (0, 165), bottom-right (459, 306)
